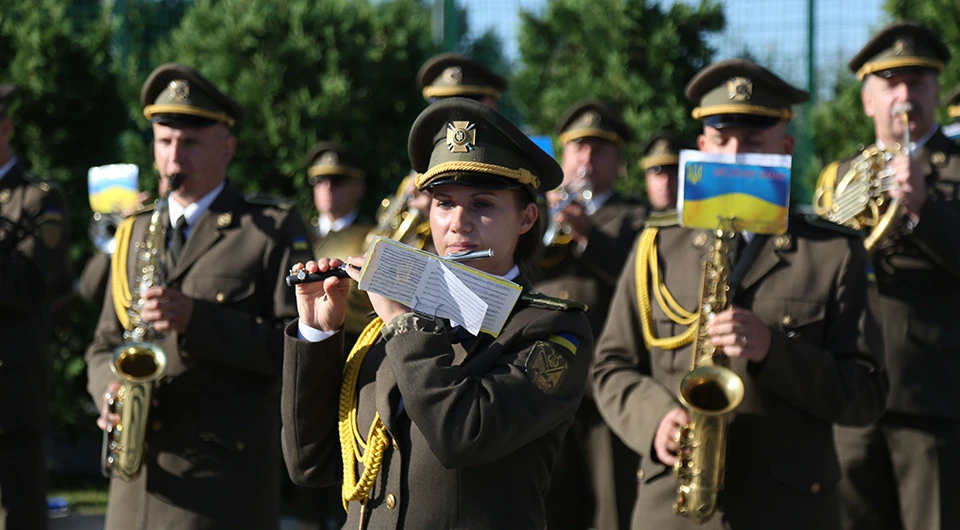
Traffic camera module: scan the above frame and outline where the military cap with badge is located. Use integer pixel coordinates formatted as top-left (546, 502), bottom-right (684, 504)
top-left (556, 100), bottom-right (633, 147)
top-left (141, 63), bottom-right (245, 128)
top-left (640, 130), bottom-right (683, 172)
top-left (417, 53), bottom-right (509, 104)
top-left (306, 142), bottom-right (366, 186)
top-left (686, 59), bottom-right (810, 129)
top-left (847, 21), bottom-right (949, 82)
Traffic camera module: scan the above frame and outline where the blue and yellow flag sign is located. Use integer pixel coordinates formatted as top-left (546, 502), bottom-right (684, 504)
top-left (88, 164), bottom-right (140, 214)
top-left (678, 150), bottom-right (791, 234)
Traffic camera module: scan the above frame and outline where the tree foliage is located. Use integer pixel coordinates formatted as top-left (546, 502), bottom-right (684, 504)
top-left (132, 0), bottom-right (437, 216)
top-left (0, 0), bottom-right (127, 434)
top-left (513, 0), bottom-right (724, 196)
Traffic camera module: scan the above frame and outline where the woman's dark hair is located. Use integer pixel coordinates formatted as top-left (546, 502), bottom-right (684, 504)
top-left (512, 188), bottom-right (542, 266)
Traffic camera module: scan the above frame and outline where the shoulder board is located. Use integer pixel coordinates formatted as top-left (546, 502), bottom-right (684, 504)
top-left (519, 289), bottom-right (588, 312)
top-left (644, 210), bottom-right (679, 228)
top-left (245, 193), bottom-right (294, 210)
top-left (800, 213), bottom-right (863, 238)
top-left (124, 202), bottom-right (156, 218)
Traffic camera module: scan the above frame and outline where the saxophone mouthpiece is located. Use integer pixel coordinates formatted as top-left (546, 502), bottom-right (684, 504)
top-left (891, 102), bottom-right (913, 117)
top-left (167, 173), bottom-right (184, 192)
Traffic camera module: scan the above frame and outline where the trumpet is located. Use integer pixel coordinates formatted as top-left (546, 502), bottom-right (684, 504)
top-left (89, 211), bottom-right (124, 254)
top-left (542, 167), bottom-right (595, 246)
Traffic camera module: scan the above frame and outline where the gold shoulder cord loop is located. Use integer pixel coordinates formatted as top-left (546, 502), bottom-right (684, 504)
top-left (636, 228), bottom-right (698, 350)
top-left (339, 317), bottom-right (389, 511)
top-left (110, 216), bottom-right (137, 330)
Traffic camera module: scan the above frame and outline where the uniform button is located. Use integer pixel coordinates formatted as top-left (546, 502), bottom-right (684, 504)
top-left (780, 315), bottom-right (793, 327)
top-left (152, 420), bottom-right (162, 432)
top-left (636, 469), bottom-right (644, 481)
top-left (215, 292), bottom-right (226, 303)
top-left (559, 290), bottom-right (570, 299)
top-left (810, 482), bottom-right (821, 494)
top-left (236, 442), bottom-right (244, 452)
top-left (385, 493), bottom-right (396, 510)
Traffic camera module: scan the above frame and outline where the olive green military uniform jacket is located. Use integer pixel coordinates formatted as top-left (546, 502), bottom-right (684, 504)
top-left (534, 192), bottom-right (648, 336)
top-left (592, 214), bottom-right (888, 530)
top-left (822, 128), bottom-right (960, 419)
top-left (0, 162), bottom-right (70, 433)
top-left (313, 219), bottom-right (376, 341)
top-left (85, 183), bottom-right (313, 530)
top-left (281, 275), bottom-right (594, 530)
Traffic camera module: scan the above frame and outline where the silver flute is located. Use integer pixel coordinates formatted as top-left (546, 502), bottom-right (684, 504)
top-left (285, 248), bottom-right (494, 287)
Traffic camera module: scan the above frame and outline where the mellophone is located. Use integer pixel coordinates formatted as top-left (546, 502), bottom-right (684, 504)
top-left (285, 248), bottom-right (495, 287)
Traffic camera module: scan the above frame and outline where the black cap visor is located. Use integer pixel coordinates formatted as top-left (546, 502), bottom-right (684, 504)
top-left (704, 113), bottom-right (781, 130)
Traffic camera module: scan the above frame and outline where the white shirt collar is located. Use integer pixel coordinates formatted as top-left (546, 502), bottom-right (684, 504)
top-left (167, 181), bottom-right (226, 237)
top-left (876, 123), bottom-right (939, 155)
top-left (317, 209), bottom-right (358, 238)
top-left (499, 265), bottom-right (520, 281)
top-left (0, 156), bottom-right (18, 184)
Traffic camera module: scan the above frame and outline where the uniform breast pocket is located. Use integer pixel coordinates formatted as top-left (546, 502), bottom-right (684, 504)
top-left (761, 300), bottom-right (826, 345)
top-left (190, 276), bottom-right (257, 307)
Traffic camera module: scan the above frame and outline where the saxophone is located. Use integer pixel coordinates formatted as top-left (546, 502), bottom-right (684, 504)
top-left (365, 173), bottom-right (429, 251)
top-left (673, 223), bottom-right (745, 524)
top-left (101, 175), bottom-right (181, 481)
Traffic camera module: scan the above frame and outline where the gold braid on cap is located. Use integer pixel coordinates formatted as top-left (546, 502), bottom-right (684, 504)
top-left (422, 85), bottom-right (502, 100)
top-left (641, 154), bottom-right (680, 171)
top-left (559, 128), bottom-right (625, 147)
top-left (308, 164), bottom-right (365, 180)
top-left (143, 104), bottom-right (235, 127)
top-left (692, 104), bottom-right (795, 121)
top-left (415, 161), bottom-right (540, 190)
top-left (856, 57), bottom-right (944, 81)
top-left (339, 318), bottom-right (389, 510)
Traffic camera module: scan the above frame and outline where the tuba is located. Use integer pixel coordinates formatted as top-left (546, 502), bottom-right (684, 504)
top-left (813, 103), bottom-right (911, 253)
top-left (673, 222), bottom-right (745, 524)
top-left (542, 167), bottom-right (595, 246)
top-left (101, 174), bottom-right (181, 481)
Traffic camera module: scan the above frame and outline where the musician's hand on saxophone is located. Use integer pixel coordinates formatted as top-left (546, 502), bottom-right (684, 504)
top-left (96, 380), bottom-right (122, 432)
top-left (654, 407), bottom-right (691, 467)
top-left (707, 306), bottom-right (771, 363)
top-left (139, 285), bottom-right (194, 334)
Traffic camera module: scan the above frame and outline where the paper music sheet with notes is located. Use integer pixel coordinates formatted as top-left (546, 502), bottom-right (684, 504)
top-left (357, 237), bottom-right (522, 337)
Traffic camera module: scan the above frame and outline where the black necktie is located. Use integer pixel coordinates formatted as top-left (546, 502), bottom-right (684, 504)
top-left (727, 232), bottom-right (744, 269)
top-left (169, 216), bottom-right (188, 264)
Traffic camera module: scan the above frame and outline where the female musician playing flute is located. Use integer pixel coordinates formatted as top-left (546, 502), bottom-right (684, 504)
top-left (280, 98), bottom-right (593, 529)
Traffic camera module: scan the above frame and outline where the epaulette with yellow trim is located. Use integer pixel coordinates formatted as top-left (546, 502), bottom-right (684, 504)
top-left (800, 213), bottom-right (864, 238)
top-left (520, 289), bottom-right (588, 312)
top-left (129, 202), bottom-right (156, 216)
top-left (644, 210), bottom-right (679, 228)
top-left (245, 193), bottom-right (294, 210)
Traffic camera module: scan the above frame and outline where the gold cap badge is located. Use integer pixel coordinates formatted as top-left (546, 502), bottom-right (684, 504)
top-left (168, 80), bottom-right (190, 102)
top-left (446, 121), bottom-right (476, 153)
top-left (442, 66), bottom-right (463, 85)
top-left (320, 151), bottom-right (338, 165)
top-left (893, 37), bottom-right (914, 56)
top-left (727, 77), bottom-right (753, 101)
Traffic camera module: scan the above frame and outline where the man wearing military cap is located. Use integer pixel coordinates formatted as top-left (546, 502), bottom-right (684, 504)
top-left (538, 99), bottom-right (647, 530)
top-left (86, 63), bottom-right (313, 530)
top-left (417, 52), bottom-right (508, 110)
top-left (640, 130), bottom-right (685, 212)
top-left (593, 59), bottom-right (887, 530)
top-left (815, 21), bottom-right (960, 530)
top-left (0, 84), bottom-right (71, 530)
top-left (281, 97), bottom-right (593, 530)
